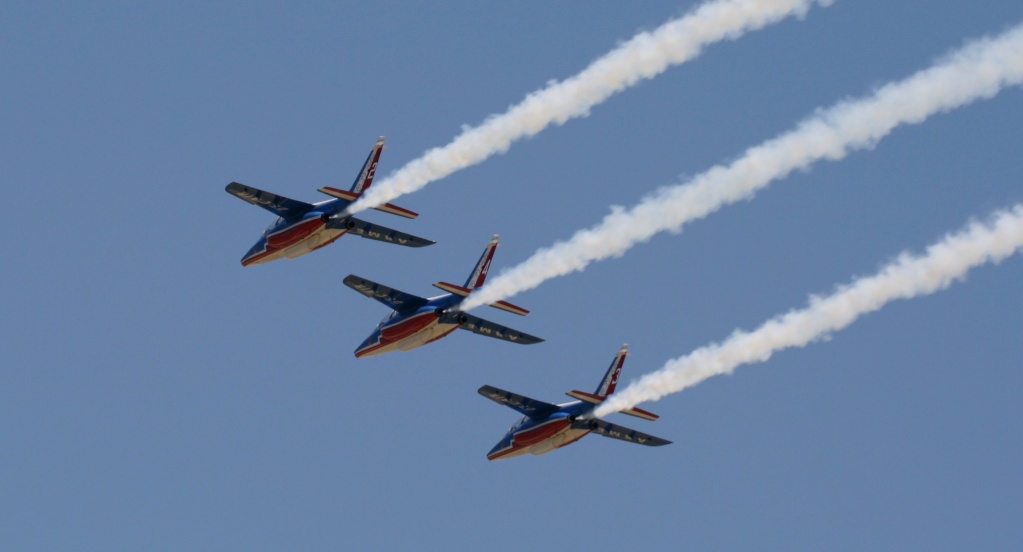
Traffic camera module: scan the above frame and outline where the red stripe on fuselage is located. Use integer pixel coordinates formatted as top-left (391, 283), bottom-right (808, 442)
top-left (354, 339), bottom-right (388, 358)
top-left (379, 311), bottom-right (438, 342)
top-left (266, 218), bottom-right (324, 249)
top-left (512, 419), bottom-right (571, 447)
top-left (241, 248), bottom-right (274, 266)
top-left (487, 444), bottom-right (523, 461)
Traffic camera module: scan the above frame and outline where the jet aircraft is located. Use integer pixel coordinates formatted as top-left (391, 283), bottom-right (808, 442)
top-left (479, 344), bottom-right (671, 460)
top-left (343, 235), bottom-right (543, 358)
top-left (226, 136), bottom-right (434, 266)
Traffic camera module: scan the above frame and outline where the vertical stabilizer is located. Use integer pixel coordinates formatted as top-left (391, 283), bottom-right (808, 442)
top-left (464, 235), bottom-right (500, 290)
top-left (349, 136), bottom-right (385, 193)
top-left (594, 344), bottom-right (628, 397)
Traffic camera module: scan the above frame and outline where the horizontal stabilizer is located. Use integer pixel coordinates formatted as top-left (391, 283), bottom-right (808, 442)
top-left (333, 217), bottom-right (434, 248)
top-left (566, 390), bottom-right (603, 405)
top-left (565, 390), bottom-right (659, 421)
top-left (433, 281), bottom-right (470, 297)
top-left (317, 187), bottom-right (419, 219)
top-left (226, 182), bottom-right (314, 219)
top-left (478, 385), bottom-right (559, 419)
top-left (449, 312), bottom-right (543, 345)
top-left (432, 281), bottom-right (530, 316)
top-left (490, 300), bottom-right (529, 316)
top-left (571, 418), bottom-right (670, 447)
top-left (343, 275), bottom-right (428, 312)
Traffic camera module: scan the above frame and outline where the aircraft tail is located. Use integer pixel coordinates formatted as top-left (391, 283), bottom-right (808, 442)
top-left (464, 234), bottom-right (499, 289)
top-left (316, 137), bottom-right (421, 219)
top-left (564, 344), bottom-right (658, 421)
top-left (442, 234), bottom-right (530, 315)
top-left (595, 343), bottom-right (628, 397)
top-left (350, 136), bottom-right (385, 193)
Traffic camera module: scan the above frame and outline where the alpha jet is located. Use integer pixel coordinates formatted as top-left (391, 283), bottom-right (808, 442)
top-left (480, 344), bottom-right (670, 460)
top-left (344, 235), bottom-right (543, 358)
top-left (226, 136), bottom-right (434, 266)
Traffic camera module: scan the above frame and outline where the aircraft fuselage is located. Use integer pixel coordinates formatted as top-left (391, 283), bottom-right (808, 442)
top-left (486, 402), bottom-right (594, 460)
top-left (354, 295), bottom-right (463, 357)
top-left (241, 200), bottom-right (349, 266)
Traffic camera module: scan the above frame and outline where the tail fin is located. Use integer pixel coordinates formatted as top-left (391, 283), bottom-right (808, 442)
top-left (349, 136), bottom-right (385, 193)
top-left (565, 344), bottom-right (658, 421)
top-left (594, 344), bottom-right (628, 398)
top-left (464, 234), bottom-right (499, 290)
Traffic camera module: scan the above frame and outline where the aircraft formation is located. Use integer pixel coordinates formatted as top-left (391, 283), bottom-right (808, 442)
top-left (227, 136), bottom-right (671, 460)
top-left (221, 1), bottom-right (1023, 469)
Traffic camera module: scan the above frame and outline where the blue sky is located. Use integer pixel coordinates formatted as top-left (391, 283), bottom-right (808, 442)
top-left (4, 1), bottom-right (1023, 550)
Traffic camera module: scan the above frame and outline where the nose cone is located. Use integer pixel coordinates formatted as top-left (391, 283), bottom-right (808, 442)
top-left (486, 432), bottom-right (515, 461)
top-left (240, 237), bottom-right (270, 266)
top-left (353, 329), bottom-right (384, 358)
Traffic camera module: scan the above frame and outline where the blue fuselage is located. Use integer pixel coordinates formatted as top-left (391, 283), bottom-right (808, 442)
top-left (241, 199), bottom-right (350, 266)
top-left (354, 294), bottom-right (464, 358)
top-left (487, 401), bottom-right (595, 460)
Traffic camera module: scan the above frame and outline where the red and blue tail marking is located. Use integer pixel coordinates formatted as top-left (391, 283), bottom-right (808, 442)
top-left (595, 343), bottom-right (628, 397)
top-left (464, 234), bottom-right (499, 289)
top-left (350, 136), bottom-right (384, 194)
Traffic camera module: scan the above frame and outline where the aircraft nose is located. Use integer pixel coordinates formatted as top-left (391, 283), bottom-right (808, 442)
top-left (240, 238), bottom-right (268, 266)
top-left (486, 432), bottom-right (514, 460)
top-left (353, 330), bottom-right (383, 358)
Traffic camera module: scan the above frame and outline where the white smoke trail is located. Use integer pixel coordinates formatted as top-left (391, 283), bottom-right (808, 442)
top-left (595, 204), bottom-right (1023, 416)
top-left (459, 22), bottom-right (1023, 312)
top-left (346, 0), bottom-right (831, 214)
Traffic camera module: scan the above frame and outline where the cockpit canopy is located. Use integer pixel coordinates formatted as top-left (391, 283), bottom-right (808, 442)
top-left (376, 310), bottom-right (401, 329)
top-left (262, 217), bottom-right (284, 236)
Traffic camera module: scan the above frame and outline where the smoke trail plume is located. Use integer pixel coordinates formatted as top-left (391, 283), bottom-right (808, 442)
top-left (347, 0), bottom-right (831, 214)
top-left (459, 22), bottom-right (1023, 312)
top-left (595, 205), bottom-right (1023, 416)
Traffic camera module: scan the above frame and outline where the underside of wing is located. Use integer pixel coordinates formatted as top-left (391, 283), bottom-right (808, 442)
top-left (226, 182), bottom-right (314, 219)
top-left (572, 418), bottom-right (671, 447)
top-left (342, 275), bottom-right (428, 312)
top-left (454, 313), bottom-right (544, 345)
top-left (478, 385), bottom-right (560, 418)
top-left (333, 217), bottom-right (434, 247)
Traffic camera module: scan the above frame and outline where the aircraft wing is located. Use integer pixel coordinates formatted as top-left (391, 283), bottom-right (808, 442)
top-left (343, 275), bottom-right (429, 312)
top-left (478, 385), bottom-right (560, 419)
top-left (449, 312), bottom-right (544, 345)
top-left (572, 418), bottom-right (671, 447)
top-left (226, 182), bottom-right (314, 219)
top-left (329, 216), bottom-right (434, 248)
